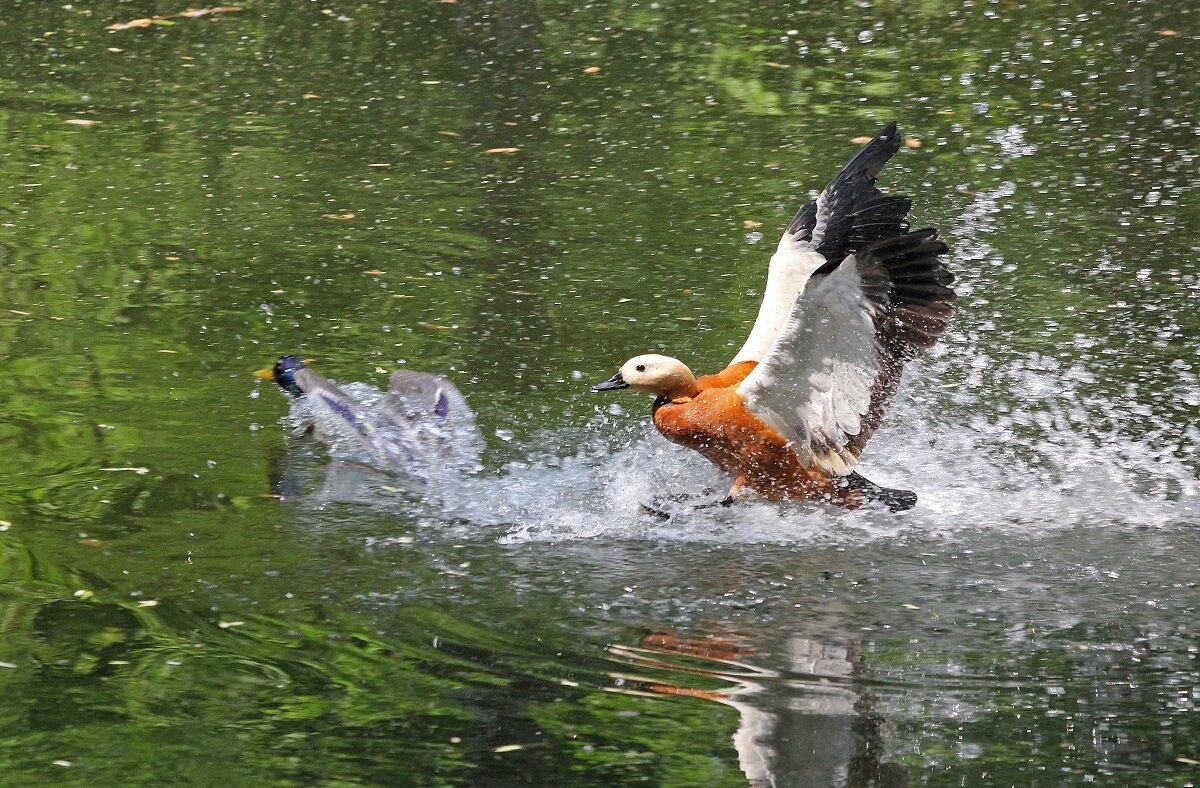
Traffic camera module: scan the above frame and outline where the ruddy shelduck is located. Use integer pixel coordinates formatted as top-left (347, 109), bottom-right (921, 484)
top-left (594, 123), bottom-right (956, 510)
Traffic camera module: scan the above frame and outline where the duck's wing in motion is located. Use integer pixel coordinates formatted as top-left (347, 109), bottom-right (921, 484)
top-left (384, 371), bottom-right (470, 423)
top-left (731, 122), bottom-right (911, 365)
top-left (289, 367), bottom-right (379, 445)
top-left (384, 371), bottom-right (484, 466)
top-left (736, 229), bottom-right (956, 475)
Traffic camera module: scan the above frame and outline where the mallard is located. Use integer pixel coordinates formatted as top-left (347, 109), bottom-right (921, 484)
top-left (257, 355), bottom-right (483, 477)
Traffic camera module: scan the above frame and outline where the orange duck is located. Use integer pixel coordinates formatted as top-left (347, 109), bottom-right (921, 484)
top-left (593, 123), bottom-right (956, 511)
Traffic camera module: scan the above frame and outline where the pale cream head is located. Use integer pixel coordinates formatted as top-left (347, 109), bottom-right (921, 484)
top-left (593, 353), bottom-right (698, 399)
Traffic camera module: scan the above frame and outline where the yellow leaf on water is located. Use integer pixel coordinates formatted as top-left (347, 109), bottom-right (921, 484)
top-left (322, 213), bottom-right (356, 220)
top-left (742, 220), bottom-right (762, 229)
top-left (904, 137), bottom-right (922, 148)
top-left (483, 147), bottom-right (520, 154)
top-left (364, 269), bottom-right (386, 275)
top-left (64, 118), bottom-right (98, 127)
top-left (436, 130), bottom-right (460, 137)
top-left (1158, 29), bottom-right (1177, 36)
top-left (850, 135), bottom-right (873, 144)
top-left (419, 321), bottom-right (458, 331)
top-left (764, 61), bottom-right (789, 69)
top-left (107, 18), bottom-right (154, 29)
top-left (494, 744), bottom-right (524, 753)
top-left (302, 92), bottom-right (321, 99)
top-left (583, 66), bottom-right (601, 74)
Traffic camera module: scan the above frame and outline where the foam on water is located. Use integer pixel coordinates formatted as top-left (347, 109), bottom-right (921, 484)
top-left (276, 361), bottom-right (1196, 547)
top-left (275, 181), bottom-right (1197, 544)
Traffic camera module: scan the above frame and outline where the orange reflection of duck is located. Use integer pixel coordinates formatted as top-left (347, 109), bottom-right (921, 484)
top-left (594, 123), bottom-right (956, 511)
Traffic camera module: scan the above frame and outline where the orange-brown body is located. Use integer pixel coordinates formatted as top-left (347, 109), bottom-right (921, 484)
top-left (652, 362), bottom-right (865, 505)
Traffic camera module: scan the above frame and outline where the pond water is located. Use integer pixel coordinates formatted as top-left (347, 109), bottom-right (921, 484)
top-left (1, 1), bottom-right (1197, 785)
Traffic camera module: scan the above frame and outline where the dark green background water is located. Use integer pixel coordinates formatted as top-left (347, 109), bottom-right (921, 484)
top-left (1, 1), bottom-right (1197, 785)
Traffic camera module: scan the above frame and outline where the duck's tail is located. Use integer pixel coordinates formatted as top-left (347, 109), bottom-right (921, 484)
top-left (841, 471), bottom-right (917, 512)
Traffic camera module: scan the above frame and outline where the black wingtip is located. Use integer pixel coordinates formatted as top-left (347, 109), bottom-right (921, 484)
top-left (786, 122), bottom-right (911, 258)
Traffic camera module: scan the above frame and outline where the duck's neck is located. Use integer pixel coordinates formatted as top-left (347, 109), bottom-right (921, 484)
top-left (657, 378), bottom-right (700, 402)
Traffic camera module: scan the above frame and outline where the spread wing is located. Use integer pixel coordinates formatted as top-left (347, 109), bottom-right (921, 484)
top-left (731, 122), bottom-right (911, 365)
top-left (736, 230), bottom-right (955, 475)
top-left (293, 367), bottom-right (377, 444)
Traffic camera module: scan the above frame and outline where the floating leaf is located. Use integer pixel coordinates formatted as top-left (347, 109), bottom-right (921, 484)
top-left (483, 147), bottom-right (520, 154)
top-left (322, 213), bottom-right (356, 220)
top-left (64, 118), bottom-right (98, 127)
top-left (850, 135), bottom-right (873, 144)
top-left (742, 220), bottom-right (762, 229)
top-left (107, 18), bottom-right (154, 29)
top-left (419, 321), bottom-right (458, 331)
top-left (493, 744), bottom-right (524, 753)
top-left (364, 269), bottom-right (386, 275)
top-left (583, 66), bottom-right (601, 74)
top-left (903, 137), bottom-right (922, 148)
top-left (107, 6), bottom-right (241, 30)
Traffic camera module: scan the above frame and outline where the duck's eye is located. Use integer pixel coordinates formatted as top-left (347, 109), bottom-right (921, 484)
top-left (635, 364), bottom-right (646, 372)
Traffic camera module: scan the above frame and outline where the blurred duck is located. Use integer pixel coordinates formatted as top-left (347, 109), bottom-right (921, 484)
top-left (594, 123), bottom-right (956, 511)
top-left (257, 355), bottom-right (482, 477)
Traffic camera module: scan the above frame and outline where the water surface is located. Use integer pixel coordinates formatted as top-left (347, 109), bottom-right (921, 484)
top-left (1, 1), bottom-right (1197, 785)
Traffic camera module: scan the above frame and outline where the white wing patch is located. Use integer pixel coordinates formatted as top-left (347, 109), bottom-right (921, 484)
top-left (730, 232), bottom-right (827, 365)
top-left (736, 257), bottom-right (882, 475)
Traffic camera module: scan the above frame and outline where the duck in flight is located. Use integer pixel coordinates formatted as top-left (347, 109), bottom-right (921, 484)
top-left (593, 123), bottom-right (956, 511)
